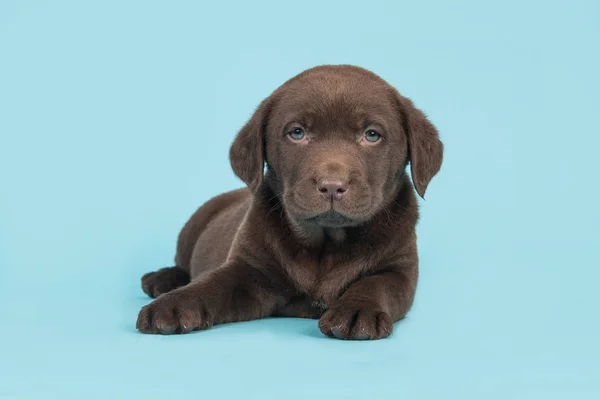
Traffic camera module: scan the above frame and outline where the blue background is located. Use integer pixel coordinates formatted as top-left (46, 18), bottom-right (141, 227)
top-left (1, 0), bottom-right (599, 398)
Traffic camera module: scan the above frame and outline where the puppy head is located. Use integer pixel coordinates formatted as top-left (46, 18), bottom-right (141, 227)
top-left (230, 65), bottom-right (443, 228)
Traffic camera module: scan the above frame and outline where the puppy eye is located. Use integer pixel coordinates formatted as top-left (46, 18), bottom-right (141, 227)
top-left (363, 130), bottom-right (382, 143)
top-left (288, 128), bottom-right (306, 141)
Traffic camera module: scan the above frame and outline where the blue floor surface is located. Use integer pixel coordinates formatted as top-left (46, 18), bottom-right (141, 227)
top-left (1, 1), bottom-right (599, 398)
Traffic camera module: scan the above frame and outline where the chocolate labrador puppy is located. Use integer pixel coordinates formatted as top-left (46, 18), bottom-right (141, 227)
top-left (136, 65), bottom-right (443, 340)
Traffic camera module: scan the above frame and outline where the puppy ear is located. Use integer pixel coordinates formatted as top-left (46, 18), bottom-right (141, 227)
top-left (229, 96), bottom-right (275, 193)
top-left (398, 95), bottom-right (443, 198)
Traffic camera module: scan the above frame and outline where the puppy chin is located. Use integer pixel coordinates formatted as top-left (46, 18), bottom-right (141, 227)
top-left (283, 194), bottom-right (376, 228)
top-left (305, 211), bottom-right (363, 228)
top-left (287, 207), bottom-right (365, 229)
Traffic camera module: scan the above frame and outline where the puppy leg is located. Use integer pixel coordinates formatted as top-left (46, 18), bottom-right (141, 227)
top-left (318, 268), bottom-right (417, 340)
top-left (141, 266), bottom-right (190, 298)
top-left (136, 260), bottom-right (283, 334)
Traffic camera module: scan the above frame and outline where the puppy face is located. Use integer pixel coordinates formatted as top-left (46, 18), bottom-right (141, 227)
top-left (265, 69), bottom-right (406, 228)
top-left (230, 65), bottom-right (443, 228)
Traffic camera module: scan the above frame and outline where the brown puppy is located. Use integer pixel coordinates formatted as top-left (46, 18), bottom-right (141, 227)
top-left (136, 65), bottom-right (443, 340)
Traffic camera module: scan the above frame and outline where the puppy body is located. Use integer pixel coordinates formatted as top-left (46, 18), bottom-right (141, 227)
top-left (137, 65), bottom-right (443, 339)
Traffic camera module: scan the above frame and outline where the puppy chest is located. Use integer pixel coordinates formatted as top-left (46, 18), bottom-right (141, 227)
top-left (284, 251), bottom-right (342, 302)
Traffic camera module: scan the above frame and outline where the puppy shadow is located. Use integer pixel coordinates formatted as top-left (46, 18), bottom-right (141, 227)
top-left (229, 317), bottom-right (331, 340)
top-left (122, 312), bottom-right (330, 340)
top-left (191, 318), bottom-right (330, 340)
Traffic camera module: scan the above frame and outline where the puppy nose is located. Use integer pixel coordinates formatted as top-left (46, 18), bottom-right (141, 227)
top-left (317, 178), bottom-right (348, 201)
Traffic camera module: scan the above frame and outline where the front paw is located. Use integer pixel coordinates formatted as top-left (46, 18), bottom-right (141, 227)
top-left (318, 305), bottom-right (392, 340)
top-left (136, 290), bottom-right (212, 334)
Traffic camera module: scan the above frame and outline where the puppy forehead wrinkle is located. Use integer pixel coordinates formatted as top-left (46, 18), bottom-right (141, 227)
top-left (277, 97), bottom-right (392, 134)
top-left (274, 83), bottom-right (397, 131)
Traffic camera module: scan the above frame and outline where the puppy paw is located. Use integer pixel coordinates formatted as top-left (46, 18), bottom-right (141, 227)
top-left (136, 290), bottom-right (211, 334)
top-left (141, 266), bottom-right (190, 298)
top-left (318, 305), bottom-right (392, 340)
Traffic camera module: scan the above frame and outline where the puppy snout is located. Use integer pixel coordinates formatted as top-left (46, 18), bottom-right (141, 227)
top-left (317, 178), bottom-right (348, 201)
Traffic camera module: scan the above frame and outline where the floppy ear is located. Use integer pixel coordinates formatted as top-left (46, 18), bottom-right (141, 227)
top-left (229, 96), bottom-right (275, 193)
top-left (398, 95), bottom-right (444, 199)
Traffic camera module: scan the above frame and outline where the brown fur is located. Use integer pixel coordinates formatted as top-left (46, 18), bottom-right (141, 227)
top-left (136, 65), bottom-right (443, 340)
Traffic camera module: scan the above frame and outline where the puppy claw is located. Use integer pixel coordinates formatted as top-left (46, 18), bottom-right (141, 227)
top-left (330, 327), bottom-right (346, 340)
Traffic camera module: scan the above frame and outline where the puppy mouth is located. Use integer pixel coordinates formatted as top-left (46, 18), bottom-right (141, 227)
top-left (302, 210), bottom-right (361, 228)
